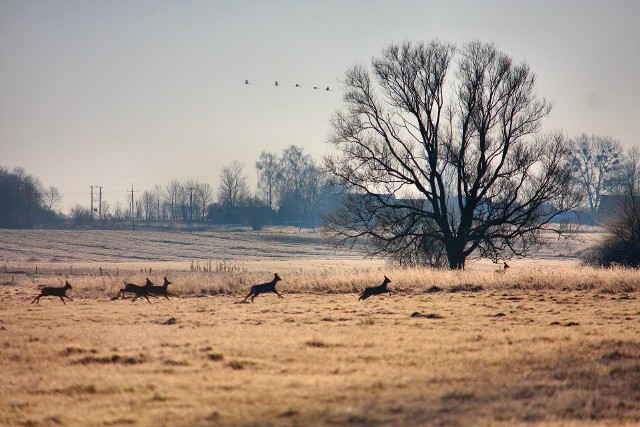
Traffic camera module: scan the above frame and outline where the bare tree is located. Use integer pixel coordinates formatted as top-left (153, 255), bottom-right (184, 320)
top-left (621, 147), bottom-right (640, 191)
top-left (569, 134), bottom-right (622, 220)
top-left (43, 186), bottom-right (62, 211)
top-left (113, 201), bottom-right (125, 221)
top-left (277, 145), bottom-right (314, 220)
top-left (140, 190), bottom-right (155, 221)
top-left (183, 179), bottom-right (196, 225)
top-left (165, 179), bottom-right (183, 223)
top-left (194, 182), bottom-right (213, 221)
top-left (299, 162), bottom-right (335, 228)
top-left (218, 161), bottom-right (249, 208)
top-left (582, 147), bottom-right (640, 267)
top-left (178, 181), bottom-right (192, 223)
top-left (256, 151), bottom-right (279, 208)
top-left (325, 40), bottom-right (578, 269)
top-left (100, 201), bottom-right (111, 222)
top-left (135, 200), bottom-right (143, 220)
top-left (153, 184), bottom-right (164, 220)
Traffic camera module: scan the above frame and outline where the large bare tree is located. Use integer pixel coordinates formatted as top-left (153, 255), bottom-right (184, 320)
top-left (325, 40), bottom-right (578, 269)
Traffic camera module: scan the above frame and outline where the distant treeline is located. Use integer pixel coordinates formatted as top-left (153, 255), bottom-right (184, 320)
top-left (1, 146), bottom-right (343, 230)
top-left (0, 166), bottom-right (61, 228)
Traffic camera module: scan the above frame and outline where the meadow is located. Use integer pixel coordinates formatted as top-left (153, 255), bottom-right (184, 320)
top-left (0, 227), bottom-right (639, 426)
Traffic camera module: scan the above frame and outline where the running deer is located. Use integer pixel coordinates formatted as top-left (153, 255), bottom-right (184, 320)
top-left (118, 278), bottom-right (157, 303)
top-left (31, 281), bottom-right (73, 305)
top-left (243, 273), bottom-right (282, 303)
top-left (147, 277), bottom-right (175, 300)
top-left (358, 276), bottom-right (395, 301)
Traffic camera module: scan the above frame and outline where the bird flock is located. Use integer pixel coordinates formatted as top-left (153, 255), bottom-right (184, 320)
top-left (29, 274), bottom-right (397, 305)
top-left (245, 79), bottom-right (332, 92)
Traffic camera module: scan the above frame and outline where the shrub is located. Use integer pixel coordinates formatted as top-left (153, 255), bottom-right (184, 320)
top-left (582, 193), bottom-right (640, 267)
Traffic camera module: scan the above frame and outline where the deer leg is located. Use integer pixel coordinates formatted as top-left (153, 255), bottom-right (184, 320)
top-left (131, 294), bottom-right (139, 302)
top-left (65, 296), bottom-right (73, 301)
top-left (243, 292), bottom-right (253, 303)
top-left (275, 290), bottom-right (283, 298)
top-left (143, 295), bottom-right (152, 304)
top-left (59, 296), bottom-right (66, 305)
top-left (31, 295), bottom-right (40, 304)
top-left (163, 293), bottom-right (170, 300)
top-left (251, 292), bottom-right (259, 302)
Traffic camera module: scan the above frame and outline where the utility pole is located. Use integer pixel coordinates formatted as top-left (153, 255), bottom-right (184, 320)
top-left (90, 185), bottom-right (102, 220)
top-left (90, 186), bottom-right (93, 219)
top-left (189, 187), bottom-right (193, 230)
top-left (128, 184), bottom-right (137, 231)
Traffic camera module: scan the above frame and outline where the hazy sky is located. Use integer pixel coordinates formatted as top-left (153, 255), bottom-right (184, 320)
top-left (1, 0), bottom-right (639, 212)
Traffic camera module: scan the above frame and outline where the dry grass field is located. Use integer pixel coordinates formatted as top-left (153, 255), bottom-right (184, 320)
top-left (1, 227), bottom-right (639, 426)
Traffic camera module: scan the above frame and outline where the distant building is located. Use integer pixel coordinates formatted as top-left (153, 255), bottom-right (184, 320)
top-left (548, 208), bottom-right (595, 225)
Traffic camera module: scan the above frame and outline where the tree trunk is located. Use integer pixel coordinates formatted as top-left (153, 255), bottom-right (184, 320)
top-left (444, 239), bottom-right (466, 270)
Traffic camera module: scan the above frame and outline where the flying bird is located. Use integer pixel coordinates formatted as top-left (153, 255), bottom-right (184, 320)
top-left (244, 79), bottom-right (250, 85)
top-left (314, 86), bottom-right (319, 90)
top-left (275, 81), bottom-right (280, 86)
top-left (326, 86), bottom-right (331, 91)
top-left (295, 83), bottom-right (301, 87)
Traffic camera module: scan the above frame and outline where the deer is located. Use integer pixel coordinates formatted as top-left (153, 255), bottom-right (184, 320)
top-left (243, 273), bottom-right (282, 303)
top-left (358, 276), bottom-right (395, 301)
top-left (147, 277), bottom-right (175, 300)
top-left (118, 278), bottom-right (157, 303)
top-left (31, 281), bottom-right (73, 305)
top-left (496, 262), bottom-right (510, 273)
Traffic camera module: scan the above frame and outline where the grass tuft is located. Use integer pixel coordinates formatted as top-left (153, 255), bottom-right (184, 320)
top-left (359, 315), bottom-right (375, 326)
top-left (207, 353), bottom-right (224, 361)
top-left (305, 339), bottom-right (331, 348)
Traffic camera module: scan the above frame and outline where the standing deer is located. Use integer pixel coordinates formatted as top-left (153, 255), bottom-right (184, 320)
top-left (496, 262), bottom-right (510, 273)
top-left (147, 277), bottom-right (175, 300)
top-left (31, 281), bottom-right (73, 305)
top-left (118, 278), bottom-right (157, 303)
top-left (243, 273), bottom-right (282, 303)
top-left (358, 276), bottom-right (395, 301)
